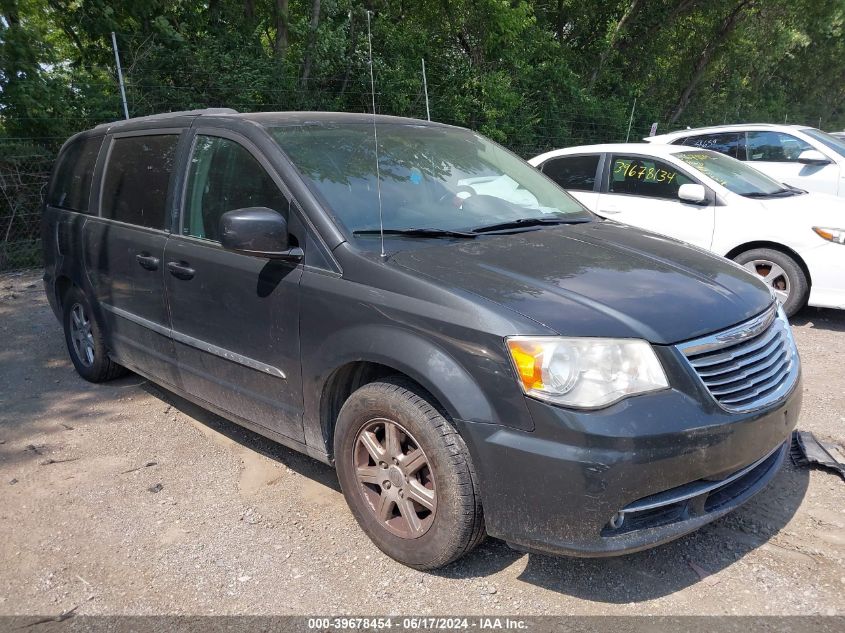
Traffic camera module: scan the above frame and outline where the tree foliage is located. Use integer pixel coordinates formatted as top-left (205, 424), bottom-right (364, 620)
top-left (2, 0), bottom-right (845, 154)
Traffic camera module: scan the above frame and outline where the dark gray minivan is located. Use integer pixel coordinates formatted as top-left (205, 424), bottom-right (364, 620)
top-left (43, 109), bottom-right (802, 569)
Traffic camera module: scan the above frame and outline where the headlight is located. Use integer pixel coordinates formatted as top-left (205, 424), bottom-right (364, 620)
top-left (813, 227), bottom-right (845, 244)
top-left (506, 337), bottom-right (669, 409)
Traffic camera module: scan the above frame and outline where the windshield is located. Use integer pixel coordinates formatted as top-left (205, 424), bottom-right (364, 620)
top-left (802, 128), bottom-right (845, 158)
top-left (673, 149), bottom-right (789, 196)
top-left (268, 123), bottom-right (591, 236)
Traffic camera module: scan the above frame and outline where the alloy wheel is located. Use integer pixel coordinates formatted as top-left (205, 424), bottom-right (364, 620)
top-left (69, 302), bottom-right (95, 367)
top-left (743, 259), bottom-right (790, 304)
top-left (353, 418), bottom-right (437, 538)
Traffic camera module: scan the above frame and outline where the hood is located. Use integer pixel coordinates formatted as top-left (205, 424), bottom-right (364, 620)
top-left (391, 221), bottom-right (773, 344)
top-left (753, 191), bottom-right (845, 225)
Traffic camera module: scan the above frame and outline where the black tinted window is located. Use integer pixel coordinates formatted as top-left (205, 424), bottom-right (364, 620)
top-left (183, 136), bottom-right (288, 241)
top-left (680, 133), bottom-right (744, 160)
top-left (609, 155), bottom-right (693, 200)
top-left (47, 136), bottom-right (103, 213)
top-left (746, 131), bottom-right (812, 162)
top-left (101, 135), bottom-right (179, 229)
top-left (541, 155), bottom-right (599, 191)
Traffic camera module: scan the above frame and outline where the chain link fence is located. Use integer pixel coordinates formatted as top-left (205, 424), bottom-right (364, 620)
top-left (0, 104), bottom-right (655, 273)
top-left (0, 138), bottom-right (62, 272)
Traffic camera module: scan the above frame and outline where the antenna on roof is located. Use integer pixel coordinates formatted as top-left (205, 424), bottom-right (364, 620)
top-left (366, 10), bottom-right (386, 258)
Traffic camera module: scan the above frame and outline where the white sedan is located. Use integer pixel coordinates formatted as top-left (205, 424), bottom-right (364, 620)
top-left (646, 123), bottom-right (845, 197)
top-left (529, 143), bottom-right (845, 316)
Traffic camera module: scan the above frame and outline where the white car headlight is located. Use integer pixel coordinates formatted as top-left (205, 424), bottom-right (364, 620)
top-left (506, 337), bottom-right (669, 409)
top-left (813, 227), bottom-right (845, 244)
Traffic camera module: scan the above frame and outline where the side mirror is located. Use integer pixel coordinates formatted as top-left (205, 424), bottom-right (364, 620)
top-left (798, 149), bottom-right (830, 165)
top-left (219, 207), bottom-right (302, 261)
top-left (678, 183), bottom-right (707, 204)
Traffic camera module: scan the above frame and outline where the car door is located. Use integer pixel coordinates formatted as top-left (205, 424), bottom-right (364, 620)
top-left (745, 130), bottom-right (839, 195)
top-left (596, 154), bottom-right (715, 250)
top-left (163, 130), bottom-right (305, 442)
top-left (537, 153), bottom-right (603, 211)
top-left (83, 130), bottom-right (181, 385)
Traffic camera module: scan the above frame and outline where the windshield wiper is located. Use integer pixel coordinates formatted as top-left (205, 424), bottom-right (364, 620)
top-left (471, 217), bottom-right (591, 234)
top-left (741, 188), bottom-right (799, 198)
top-left (352, 228), bottom-right (477, 238)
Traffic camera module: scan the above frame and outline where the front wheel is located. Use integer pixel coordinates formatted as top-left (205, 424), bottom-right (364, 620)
top-left (334, 378), bottom-right (485, 569)
top-left (733, 248), bottom-right (809, 317)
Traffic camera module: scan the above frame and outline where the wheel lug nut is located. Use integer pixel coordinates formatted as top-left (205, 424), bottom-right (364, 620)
top-left (383, 481), bottom-right (391, 489)
top-left (379, 462), bottom-right (387, 468)
top-left (392, 457), bottom-right (399, 464)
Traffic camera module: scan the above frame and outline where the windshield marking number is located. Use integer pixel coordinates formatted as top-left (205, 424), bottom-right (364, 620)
top-left (614, 160), bottom-right (675, 183)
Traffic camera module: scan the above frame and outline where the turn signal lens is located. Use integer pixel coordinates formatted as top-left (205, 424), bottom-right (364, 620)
top-left (813, 227), bottom-right (845, 244)
top-left (506, 336), bottom-right (668, 409)
top-left (508, 341), bottom-right (544, 390)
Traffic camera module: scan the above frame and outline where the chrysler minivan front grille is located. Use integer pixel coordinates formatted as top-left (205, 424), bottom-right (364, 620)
top-left (678, 304), bottom-right (799, 413)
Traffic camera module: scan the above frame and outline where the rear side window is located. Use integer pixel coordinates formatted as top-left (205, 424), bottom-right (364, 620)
top-left (541, 155), bottom-right (600, 191)
top-left (609, 155), bottom-right (694, 200)
top-left (101, 134), bottom-right (179, 229)
top-left (678, 133), bottom-right (745, 160)
top-left (183, 135), bottom-right (288, 241)
top-left (47, 136), bottom-right (103, 213)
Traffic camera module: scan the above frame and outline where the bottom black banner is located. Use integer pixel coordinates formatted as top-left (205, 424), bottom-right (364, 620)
top-left (0, 616), bottom-right (842, 633)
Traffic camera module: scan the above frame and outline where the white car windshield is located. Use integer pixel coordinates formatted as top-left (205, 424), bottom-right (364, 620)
top-left (802, 128), bottom-right (845, 159)
top-left (269, 123), bottom-right (591, 236)
top-left (674, 149), bottom-right (795, 197)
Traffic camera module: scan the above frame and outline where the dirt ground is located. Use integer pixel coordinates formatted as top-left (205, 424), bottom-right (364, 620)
top-left (1, 269), bottom-right (844, 617)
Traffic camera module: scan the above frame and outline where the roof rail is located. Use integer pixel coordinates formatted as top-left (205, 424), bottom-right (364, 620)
top-left (95, 108), bottom-right (238, 129)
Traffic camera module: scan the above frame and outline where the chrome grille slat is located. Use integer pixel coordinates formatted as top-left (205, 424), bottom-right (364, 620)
top-left (677, 305), bottom-right (800, 413)
top-left (688, 324), bottom-right (781, 369)
top-left (699, 336), bottom-right (786, 384)
top-left (720, 368), bottom-right (791, 405)
top-left (693, 330), bottom-right (784, 377)
top-left (708, 352), bottom-right (788, 396)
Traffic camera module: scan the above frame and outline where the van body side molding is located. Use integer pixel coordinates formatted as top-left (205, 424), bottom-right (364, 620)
top-left (100, 302), bottom-right (286, 380)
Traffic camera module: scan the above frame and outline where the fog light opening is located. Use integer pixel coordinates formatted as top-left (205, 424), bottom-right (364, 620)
top-left (609, 512), bottom-right (625, 529)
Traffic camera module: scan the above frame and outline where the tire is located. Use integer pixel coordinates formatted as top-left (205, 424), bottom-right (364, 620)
top-left (62, 286), bottom-right (127, 382)
top-left (733, 248), bottom-right (809, 317)
top-left (334, 378), bottom-right (485, 569)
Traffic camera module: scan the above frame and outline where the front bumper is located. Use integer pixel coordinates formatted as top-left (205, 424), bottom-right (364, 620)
top-left (804, 241), bottom-right (845, 309)
top-left (457, 376), bottom-right (801, 557)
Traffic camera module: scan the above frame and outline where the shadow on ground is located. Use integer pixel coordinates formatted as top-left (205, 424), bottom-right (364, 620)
top-left (142, 381), bottom-right (341, 493)
top-left (791, 305), bottom-right (845, 332)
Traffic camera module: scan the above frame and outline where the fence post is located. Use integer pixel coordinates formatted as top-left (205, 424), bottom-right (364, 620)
top-left (625, 98), bottom-right (637, 142)
top-left (111, 32), bottom-right (130, 120)
top-left (422, 58), bottom-right (431, 121)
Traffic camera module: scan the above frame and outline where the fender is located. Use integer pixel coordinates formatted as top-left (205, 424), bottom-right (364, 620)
top-left (300, 323), bottom-right (535, 454)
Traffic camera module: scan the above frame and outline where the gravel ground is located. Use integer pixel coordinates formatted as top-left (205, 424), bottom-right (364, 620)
top-left (1, 270), bottom-right (844, 616)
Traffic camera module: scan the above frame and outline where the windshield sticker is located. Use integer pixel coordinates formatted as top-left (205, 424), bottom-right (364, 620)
top-left (678, 154), bottom-right (729, 186)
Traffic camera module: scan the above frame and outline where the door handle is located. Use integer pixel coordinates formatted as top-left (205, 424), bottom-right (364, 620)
top-left (136, 253), bottom-right (160, 271)
top-left (167, 261), bottom-right (195, 280)
top-left (600, 208), bottom-right (622, 214)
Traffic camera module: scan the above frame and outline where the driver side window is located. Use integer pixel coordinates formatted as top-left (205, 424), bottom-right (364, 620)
top-left (608, 155), bottom-right (693, 200)
top-left (183, 135), bottom-right (288, 241)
